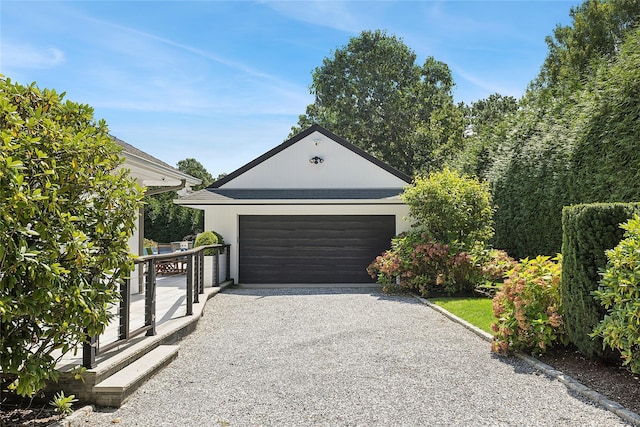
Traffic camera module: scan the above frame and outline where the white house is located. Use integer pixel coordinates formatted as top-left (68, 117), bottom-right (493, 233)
top-left (176, 125), bottom-right (412, 285)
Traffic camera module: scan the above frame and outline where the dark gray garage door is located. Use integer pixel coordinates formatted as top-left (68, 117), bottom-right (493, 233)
top-left (239, 215), bottom-right (395, 284)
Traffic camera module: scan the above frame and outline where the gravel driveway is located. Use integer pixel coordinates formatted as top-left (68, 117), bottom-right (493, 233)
top-left (88, 288), bottom-right (629, 426)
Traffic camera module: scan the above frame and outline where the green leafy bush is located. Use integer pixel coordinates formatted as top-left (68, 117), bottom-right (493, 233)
top-left (0, 78), bottom-right (143, 396)
top-left (491, 255), bottom-right (567, 355)
top-left (561, 203), bottom-right (640, 359)
top-left (401, 167), bottom-right (494, 248)
top-left (592, 215), bottom-right (640, 373)
top-left (367, 231), bottom-right (477, 297)
top-left (194, 231), bottom-right (219, 256)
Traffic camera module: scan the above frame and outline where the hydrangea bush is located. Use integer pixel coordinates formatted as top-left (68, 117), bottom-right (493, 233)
top-left (367, 231), bottom-right (477, 297)
top-left (491, 255), bottom-right (568, 355)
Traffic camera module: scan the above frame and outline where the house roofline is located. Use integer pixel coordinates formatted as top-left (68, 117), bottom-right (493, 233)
top-left (209, 124), bottom-right (412, 188)
top-left (114, 136), bottom-right (201, 186)
top-left (175, 199), bottom-right (406, 206)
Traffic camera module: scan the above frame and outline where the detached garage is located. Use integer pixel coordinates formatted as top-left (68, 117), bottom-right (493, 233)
top-left (176, 125), bottom-right (412, 285)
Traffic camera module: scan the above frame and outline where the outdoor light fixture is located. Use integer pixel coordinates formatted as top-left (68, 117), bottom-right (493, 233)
top-left (309, 156), bottom-right (324, 164)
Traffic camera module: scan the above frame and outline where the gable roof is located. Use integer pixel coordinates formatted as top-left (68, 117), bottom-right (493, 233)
top-left (113, 136), bottom-right (201, 188)
top-left (209, 124), bottom-right (411, 189)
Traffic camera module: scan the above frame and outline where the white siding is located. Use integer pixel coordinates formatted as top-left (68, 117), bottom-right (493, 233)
top-left (220, 131), bottom-right (407, 189)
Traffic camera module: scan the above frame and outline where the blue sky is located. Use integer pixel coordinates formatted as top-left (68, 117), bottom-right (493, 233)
top-left (1, 1), bottom-right (578, 177)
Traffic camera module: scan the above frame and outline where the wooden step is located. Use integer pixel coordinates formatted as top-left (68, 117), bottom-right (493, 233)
top-left (92, 345), bottom-right (179, 407)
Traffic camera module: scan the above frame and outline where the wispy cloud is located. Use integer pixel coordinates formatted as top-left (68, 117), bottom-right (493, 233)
top-left (69, 11), bottom-right (311, 116)
top-left (80, 12), bottom-right (302, 91)
top-left (1, 43), bottom-right (65, 70)
top-left (264, 0), bottom-right (365, 34)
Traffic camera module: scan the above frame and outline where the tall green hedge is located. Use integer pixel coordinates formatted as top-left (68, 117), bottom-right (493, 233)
top-left (561, 203), bottom-right (640, 359)
top-left (483, 26), bottom-right (640, 260)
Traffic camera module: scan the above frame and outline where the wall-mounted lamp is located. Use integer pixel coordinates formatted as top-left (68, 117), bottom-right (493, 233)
top-left (309, 156), bottom-right (324, 164)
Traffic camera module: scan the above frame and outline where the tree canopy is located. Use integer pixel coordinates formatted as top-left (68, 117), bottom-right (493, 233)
top-left (144, 158), bottom-right (215, 243)
top-left (531, 0), bottom-right (640, 102)
top-left (0, 78), bottom-right (143, 396)
top-left (291, 30), bottom-right (464, 176)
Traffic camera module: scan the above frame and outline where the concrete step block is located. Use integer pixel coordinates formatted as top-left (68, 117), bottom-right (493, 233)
top-left (92, 345), bottom-right (179, 407)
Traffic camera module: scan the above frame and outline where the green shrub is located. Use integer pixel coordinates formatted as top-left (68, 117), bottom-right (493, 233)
top-left (561, 203), bottom-right (640, 359)
top-left (367, 231), bottom-right (477, 297)
top-left (194, 231), bottom-right (218, 256)
top-left (401, 167), bottom-right (494, 248)
top-left (211, 231), bottom-right (224, 245)
top-left (592, 215), bottom-right (640, 373)
top-left (491, 255), bottom-right (567, 355)
top-left (0, 78), bottom-right (143, 396)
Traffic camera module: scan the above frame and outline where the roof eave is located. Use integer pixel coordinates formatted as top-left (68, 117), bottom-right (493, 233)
top-left (123, 152), bottom-right (202, 187)
top-left (175, 198), bottom-right (406, 206)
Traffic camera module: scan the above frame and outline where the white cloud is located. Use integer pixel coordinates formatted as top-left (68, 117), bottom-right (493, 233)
top-left (1, 43), bottom-right (65, 70)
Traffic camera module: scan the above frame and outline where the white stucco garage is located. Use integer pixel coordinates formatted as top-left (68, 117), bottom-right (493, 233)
top-left (176, 125), bottom-right (412, 284)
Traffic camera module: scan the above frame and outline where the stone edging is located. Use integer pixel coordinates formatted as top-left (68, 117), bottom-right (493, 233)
top-left (47, 405), bottom-right (94, 427)
top-left (416, 296), bottom-right (640, 427)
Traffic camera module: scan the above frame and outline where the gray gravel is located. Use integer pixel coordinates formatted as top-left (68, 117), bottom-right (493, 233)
top-left (88, 288), bottom-right (629, 426)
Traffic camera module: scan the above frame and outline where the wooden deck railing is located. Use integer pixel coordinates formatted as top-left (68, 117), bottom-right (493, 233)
top-left (82, 244), bottom-right (231, 368)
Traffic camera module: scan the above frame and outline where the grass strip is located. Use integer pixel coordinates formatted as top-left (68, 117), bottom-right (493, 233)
top-left (429, 297), bottom-right (495, 334)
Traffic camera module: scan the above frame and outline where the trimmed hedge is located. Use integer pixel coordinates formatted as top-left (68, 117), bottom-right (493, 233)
top-left (561, 202), bottom-right (640, 359)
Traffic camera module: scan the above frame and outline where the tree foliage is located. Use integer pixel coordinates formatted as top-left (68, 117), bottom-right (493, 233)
top-left (291, 30), bottom-right (464, 175)
top-left (533, 0), bottom-right (640, 100)
top-left (144, 158), bottom-right (214, 243)
top-left (454, 94), bottom-right (518, 179)
top-left (0, 78), bottom-right (143, 396)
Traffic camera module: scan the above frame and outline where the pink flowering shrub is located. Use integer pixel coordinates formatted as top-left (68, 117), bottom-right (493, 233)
top-left (491, 255), bottom-right (568, 355)
top-left (470, 247), bottom-right (518, 296)
top-left (367, 231), bottom-right (477, 296)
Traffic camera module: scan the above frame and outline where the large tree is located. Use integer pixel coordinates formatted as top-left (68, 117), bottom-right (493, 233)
top-left (291, 30), bottom-right (464, 176)
top-left (453, 94), bottom-right (518, 179)
top-left (0, 78), bottom-right (143, 396)
top-left (144, 158), bottom-right (215, 243)
top-left (531, 0), bottom-right (640, 103)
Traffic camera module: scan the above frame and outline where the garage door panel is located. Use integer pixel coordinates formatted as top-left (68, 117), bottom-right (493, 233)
top-left (239, 215), bottom-right (395, 284)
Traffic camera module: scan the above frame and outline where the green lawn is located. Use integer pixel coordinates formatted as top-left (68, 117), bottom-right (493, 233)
top-left (429, 297), bottom-right (495, 334)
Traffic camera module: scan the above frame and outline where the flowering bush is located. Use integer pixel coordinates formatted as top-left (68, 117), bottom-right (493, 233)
top-left (491, 255), bottom-right (568, 355)
top-left (592, 215), bottom-right (640, 373)
top-left (470, 246), bottom-right (517, 296)
top-left (367, 231), bottom-right (477, 296)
